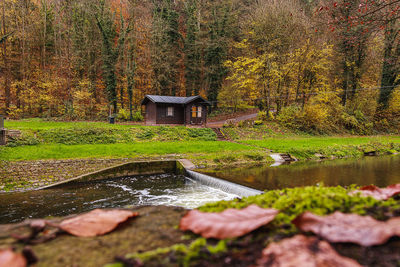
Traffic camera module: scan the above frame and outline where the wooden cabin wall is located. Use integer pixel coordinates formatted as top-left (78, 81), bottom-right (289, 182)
top-left (156, 104), bottom-right (185, 124)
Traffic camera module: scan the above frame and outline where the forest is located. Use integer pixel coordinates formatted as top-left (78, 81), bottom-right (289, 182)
top-left (0, 0), bottom-right (399, 134)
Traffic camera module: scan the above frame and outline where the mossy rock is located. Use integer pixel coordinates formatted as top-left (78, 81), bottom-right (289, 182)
top-left (0, 206), bottom-right (187, 267)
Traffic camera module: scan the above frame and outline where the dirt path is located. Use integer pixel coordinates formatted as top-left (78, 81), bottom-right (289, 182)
top-left (207, 113), bottom-right (258, 128)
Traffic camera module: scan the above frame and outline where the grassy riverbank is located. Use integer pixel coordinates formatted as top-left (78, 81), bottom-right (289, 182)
top-left (3, 119), bottom-right (400, 162)
top-left (1, 119), bottom-right (400, 191)
top-left (240, 136), bottom-right (400, 160)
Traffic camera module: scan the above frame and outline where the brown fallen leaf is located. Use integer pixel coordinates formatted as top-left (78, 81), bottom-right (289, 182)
top-left (293, 211), bottom-right (400, 246)
top-left (256, 235), bottom-right (361, 267)
top-left (59, 209), bottom-right (138, 237)
top-left (0, 248), bottom-right (27, 267)
top-left (350, 184), bottom-right (400, 200)
top-left (179, 204), bottom-right (278, 239)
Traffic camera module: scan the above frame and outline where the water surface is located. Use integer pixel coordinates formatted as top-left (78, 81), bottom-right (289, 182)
top-left (200, 155), bottom-right (400, 191)
top-left (0, 174), bottom-right (237, 224)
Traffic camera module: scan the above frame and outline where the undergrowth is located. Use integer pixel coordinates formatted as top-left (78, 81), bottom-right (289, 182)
top-left (6, 126), bottom-right (217, 146)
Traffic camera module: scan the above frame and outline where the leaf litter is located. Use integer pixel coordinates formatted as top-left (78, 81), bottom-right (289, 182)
top-left (180, 204), bottom-right (278, 239)
top-left (293, 211), bottom-right (400, 246)
top-left (256, 235), bottom-right (362, 267)
top-left (350, 184), bottom-right (400, 200)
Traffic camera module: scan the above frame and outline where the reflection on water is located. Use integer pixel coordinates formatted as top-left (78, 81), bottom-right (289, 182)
top-left (200, 155), bottom-right (400, 191)
top-left (0, 174), bottom-right (238, 224)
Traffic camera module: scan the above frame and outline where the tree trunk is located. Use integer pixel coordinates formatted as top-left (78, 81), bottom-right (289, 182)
top-left (378, 21), bottom-right (399, 110)
top-left (2, 2), bottom-right (10, 112)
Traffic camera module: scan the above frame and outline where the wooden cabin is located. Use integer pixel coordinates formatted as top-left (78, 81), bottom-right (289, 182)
top-left (141, 95), bottom-right (211, 126)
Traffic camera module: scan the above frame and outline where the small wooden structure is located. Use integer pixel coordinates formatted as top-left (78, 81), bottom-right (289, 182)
top-left (0, 116), bottom-right (5, 145)
top-left (141, 95), bottom-right (211, 126)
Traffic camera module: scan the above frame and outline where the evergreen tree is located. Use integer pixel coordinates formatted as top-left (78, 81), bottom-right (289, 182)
top-left (151, 0), bottom-right (181, 96)
top-left (184, 0), bottom-right (201, 96)
top-left (205, 4), bottom-right (230, 108)
top-left (95, 0), bottom-right (130, 114)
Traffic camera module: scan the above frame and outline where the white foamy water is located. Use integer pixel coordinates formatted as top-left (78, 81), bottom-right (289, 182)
top-left (144, 178), bottom-right (239, 209)
top-left (106, 176), bottom-right (239, 209)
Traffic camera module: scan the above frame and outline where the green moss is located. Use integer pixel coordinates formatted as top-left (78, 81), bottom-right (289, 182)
top-left (123, 238), bottom-right (226, 267)
top-left (199, 185), bottom-right (400, 235)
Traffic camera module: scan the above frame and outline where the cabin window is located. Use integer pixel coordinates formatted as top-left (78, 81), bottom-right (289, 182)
top-left (191, 106), bottom-right (197, 118)
top-left (167, 106), bottom-right (174, 117)
top-left (197, 106), bottom-right (202, 117)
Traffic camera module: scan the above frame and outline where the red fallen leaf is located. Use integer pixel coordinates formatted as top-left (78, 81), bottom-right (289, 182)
top-left (179, 205), bottom-right (278, 239)
top-left (59, 209), bottom-right (138, 237)
top-left (0, 249), bottom-right (27, 267)
top-left (293, 211), bottom-right (400, 246)
top-left (350, 184), bottom-right (400, 200)
top-left (256, 235), bottom-right (361, 267)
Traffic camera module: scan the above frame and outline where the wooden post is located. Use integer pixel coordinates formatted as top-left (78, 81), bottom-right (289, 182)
top-left (0, 115), bottom-right (5, 145)
top-left (0, 129), bottom-right (5, 145)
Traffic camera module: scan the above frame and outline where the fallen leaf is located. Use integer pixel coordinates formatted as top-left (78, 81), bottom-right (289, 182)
top-left (60, 209), bottom-right (138, 237)
top-left (0, 248), bottom-right (27, 267)
top-left (350, 184), bottom-right (400, 200)
top-left (293, 211), bottom-right (400, 246)
top-left (256, 235), bottom-right (361, 267)
top-left (179, 205), bottom-right (278, 239)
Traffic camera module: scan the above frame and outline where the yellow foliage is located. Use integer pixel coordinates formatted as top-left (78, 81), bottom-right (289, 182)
top-left (388, 87), bottom-right (400, 114)
top-left (72, 79), bottom-right (97, 119)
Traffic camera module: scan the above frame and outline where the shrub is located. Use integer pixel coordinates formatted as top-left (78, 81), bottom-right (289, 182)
top-left (238, 120), bottom-right (255, 127)
top-left (36, 128), bottom-right (121, 144)
top-left (136, 129), bottom-right (155, 140)
top-left (133, 110), bottom-right (144, 122)
top-left (244, 153), bottom-right (264, 161)
top-left (7, 106), bottom-right (23, 120)
top-left (117, 109), bottom-right (130, 121)
top-left (187, 128), bottom-right (216, 141)
top-left (302, 103), bottom-right (328, 131)
top-left (6, 133), bottom-right (40, 147)
top-left (257, 110), bottom-right (273, 121)
top-left (340, 111), bottom-right (373, 135)
top-left (223, 119), bottom-right (237, 128)
top-left (213, 154), bottom-right (237, 163)
top-left (276, 105), bottom-right (303, 131)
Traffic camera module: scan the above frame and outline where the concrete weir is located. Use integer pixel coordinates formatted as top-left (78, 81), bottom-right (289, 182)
top-left (185, 169), bottom-right (262, 197)
top-left (38, 159), bottom-right (262, 198)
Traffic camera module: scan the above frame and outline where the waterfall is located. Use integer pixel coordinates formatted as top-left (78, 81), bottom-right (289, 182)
top-left (185, 170), bottom-right (263, 197)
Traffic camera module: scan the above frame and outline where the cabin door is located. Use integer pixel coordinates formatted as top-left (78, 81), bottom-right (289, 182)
top-left (190, 105), bottom-right (203, 124)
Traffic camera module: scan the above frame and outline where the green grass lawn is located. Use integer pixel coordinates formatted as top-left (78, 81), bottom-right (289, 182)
top-left (242, 136), bottom-right (400, 159)
top-left (0, 141), bottom-right (256, 161)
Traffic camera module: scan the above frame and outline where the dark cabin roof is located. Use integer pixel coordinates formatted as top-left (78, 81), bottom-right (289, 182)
top-left (141, 95), bottom-right (211, 106)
